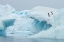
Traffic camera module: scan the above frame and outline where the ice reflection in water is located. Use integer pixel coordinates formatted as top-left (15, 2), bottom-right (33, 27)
top-left (0, 37), bottom-right (64, 42)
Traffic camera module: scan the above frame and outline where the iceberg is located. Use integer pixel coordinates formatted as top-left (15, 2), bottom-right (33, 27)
top-left (28, 7), bottom-right (64, 39)
top-left (0, 4), bottom-right (64, 39)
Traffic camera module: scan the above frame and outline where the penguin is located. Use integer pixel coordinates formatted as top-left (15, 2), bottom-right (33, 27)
top-left (48, 13), bottom-right (50, 17)
top-left (51, 11), bottom-right (53, 15)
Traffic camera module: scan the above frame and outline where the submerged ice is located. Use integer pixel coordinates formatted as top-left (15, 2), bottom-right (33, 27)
top-left (0, 4), bottom-right (64, 39)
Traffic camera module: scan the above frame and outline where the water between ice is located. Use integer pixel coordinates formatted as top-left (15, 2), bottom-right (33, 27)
top-left (0, 37), bottom-right (64, 42)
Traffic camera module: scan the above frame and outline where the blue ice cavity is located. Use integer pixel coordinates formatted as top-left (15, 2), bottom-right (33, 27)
top-left (2, 19), bottom-right (16, 28)
top-left (0, 19), bottom-right (15, 36)
top-left (0, 30), bottom-right (6, 36)
top-left (30, 17), bottom-right (52, 33)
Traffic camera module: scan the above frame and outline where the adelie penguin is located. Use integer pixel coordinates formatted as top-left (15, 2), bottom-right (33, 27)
top-left (48, 13), bottom-right (50, 17)
top-left (51, 11), bottom-right (53, 15)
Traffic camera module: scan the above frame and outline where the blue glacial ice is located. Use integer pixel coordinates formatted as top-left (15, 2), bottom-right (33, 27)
top-left (0, 4), bottom-right (64, 39)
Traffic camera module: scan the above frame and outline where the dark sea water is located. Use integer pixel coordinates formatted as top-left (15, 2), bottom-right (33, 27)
top-left (0, 37), bottom-right (64, 42)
